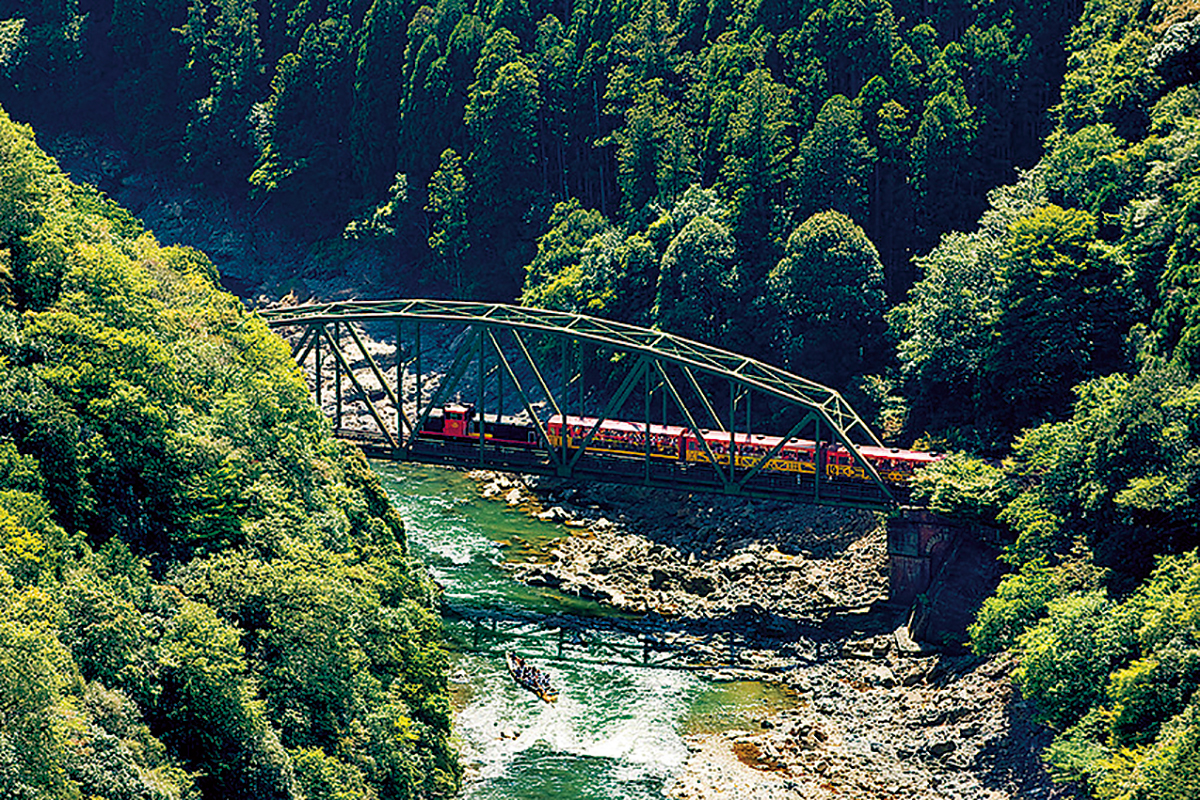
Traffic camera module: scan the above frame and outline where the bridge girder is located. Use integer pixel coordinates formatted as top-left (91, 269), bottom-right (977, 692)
top-left (259, 300), bottom-right (901, 509)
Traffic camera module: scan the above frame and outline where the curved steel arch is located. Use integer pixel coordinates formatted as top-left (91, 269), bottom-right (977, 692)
top-left (260, 299), bottom-right (899, 508)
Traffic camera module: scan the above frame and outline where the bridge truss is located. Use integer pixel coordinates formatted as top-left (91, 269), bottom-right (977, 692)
top-left (259, 300), bottom-right (903, 510)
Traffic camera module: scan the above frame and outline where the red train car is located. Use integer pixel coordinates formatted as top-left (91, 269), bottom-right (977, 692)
top-left (545, 414), bottom-right (941, 485)
top-left (420, 406), bottom-right (941, 486)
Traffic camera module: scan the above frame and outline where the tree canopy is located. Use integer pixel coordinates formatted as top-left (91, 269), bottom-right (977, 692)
top-left (0, 106), bottom-right (458, 800)
top-left (0, 0), bottom-right (1073, 299)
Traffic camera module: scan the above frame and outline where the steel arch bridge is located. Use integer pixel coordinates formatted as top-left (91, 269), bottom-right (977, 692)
top-left (259, 299), bottom-right (905, 510)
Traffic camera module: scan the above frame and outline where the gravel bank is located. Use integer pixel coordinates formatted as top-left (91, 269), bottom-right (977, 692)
top-left (470, 470), bottom-right (1080, 800)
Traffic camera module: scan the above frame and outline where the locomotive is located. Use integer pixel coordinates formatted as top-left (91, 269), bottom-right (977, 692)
top-left (418, 403), bottom-right (942, 486)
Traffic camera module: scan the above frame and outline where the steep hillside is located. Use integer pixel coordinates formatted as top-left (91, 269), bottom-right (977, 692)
top-left (901, 1), bottom-right (1200, 796)
top-left (0, 0), bottom-right (1071, 302)
top-left (0, 106), bottom-right (458, 800)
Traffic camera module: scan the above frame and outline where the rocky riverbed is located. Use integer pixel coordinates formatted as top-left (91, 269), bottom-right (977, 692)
top-left (470, 470), bottom-right (1079, 800)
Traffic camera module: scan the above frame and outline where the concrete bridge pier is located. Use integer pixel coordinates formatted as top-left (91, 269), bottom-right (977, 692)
top-left (887, 508), bottom-right (1007, 647)
top-left (887, 507), bottom-right (963, 606)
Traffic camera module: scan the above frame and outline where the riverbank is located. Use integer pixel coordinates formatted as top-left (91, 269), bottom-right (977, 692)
top-left (469, 470), bottom-right (1078, 800)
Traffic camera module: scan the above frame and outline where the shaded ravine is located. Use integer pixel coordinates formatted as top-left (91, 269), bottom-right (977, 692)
top-left (372, 463), bottom-right (793, 800)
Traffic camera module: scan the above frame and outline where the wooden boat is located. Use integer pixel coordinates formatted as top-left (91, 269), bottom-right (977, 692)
top-left (506, 652), bottom-right (558, 703)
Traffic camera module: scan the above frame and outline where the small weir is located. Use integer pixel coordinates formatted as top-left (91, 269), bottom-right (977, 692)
top-left (373, 463), bottom-right (799, 800)
top-left (443, 602), bottom-right (837, 670)
top-left (444, 603), bottom-right (736, 670)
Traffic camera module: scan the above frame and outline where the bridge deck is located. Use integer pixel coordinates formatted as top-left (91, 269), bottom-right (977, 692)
top-left (339, 429), bottom-right (907, 509)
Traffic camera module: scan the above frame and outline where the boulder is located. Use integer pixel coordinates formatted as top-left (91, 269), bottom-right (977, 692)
top-left (649, 568), bottom-right (672, 590)
top-left (927, 738), bottom-right (957, 757)
top-left (865, 665), bottom-right (897, 688)
top-left (536, 506), bottom-right (568, 523)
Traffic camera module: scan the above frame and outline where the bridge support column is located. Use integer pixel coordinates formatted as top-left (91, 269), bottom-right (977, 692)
top-left (887, 507), bottom-right (962, 605)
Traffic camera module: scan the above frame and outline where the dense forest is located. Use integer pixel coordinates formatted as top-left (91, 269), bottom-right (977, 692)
top-left (0, 0), bottom-right (1088, 426)
top-left (0, 109), bottom-right (458, 799)
top-left (3, 0), bottom-right (1200, 797)
top-left (0, 0), bottom-right (1073, 303)
top-left (903, 0), bottom-right (1200, 795)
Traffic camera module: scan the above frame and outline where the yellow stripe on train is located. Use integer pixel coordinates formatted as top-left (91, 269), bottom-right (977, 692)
top-left (687, 450), bottom-right (816, 474)
top-left (548, 433), bottom-right (914, 484)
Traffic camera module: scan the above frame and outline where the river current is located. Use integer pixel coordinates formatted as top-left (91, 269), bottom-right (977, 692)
top-left (373, 463), bottom-right (792, 800)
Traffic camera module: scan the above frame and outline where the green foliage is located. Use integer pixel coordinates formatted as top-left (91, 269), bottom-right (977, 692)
top-left (612, 80), bottom-right (689, 215)
top-left (250, 16), bottom-right (356, 218)
top-left (0, 110), bottom-right (52, 249)
top-left (520, 199), bottom-right (621, 315)
top-left (0, 576), bottom-right (79, 800)
top-left (291, 747), bottom-right (371, 800)
top-left (1014, 589), bottom-right (1137, 731)
top-left (988, 204), bottom-right (1124, 426)
top-left (719, 68), bottom-right (793, 272)
top-left (0, 107), bottom-right (458, 800)
top-left (911, 80), bottom-right (978, 237)
top-left (1022, 552), bottom-right (1200, 796)
top-left (970, 550), bottom-right (1107, 655)
top-left (64, 681), bottom-right (197, 800)
top-left (907, 453), bottom-right (1012, 523)
top-left (1114, 694), bottom-right (1200, 800)
top-left (12, 0), bottom-right (1200, 794)
top-left (178, 0), bottom-right (265, 186)
top-left (172, 541), bottom-right (451, 798)
top-left (157, 598), bottom-right (296, 799)
top-left (654, 213), bottom-right (738, 345)
top-left (350, 0), bottom-right (407, 196)
top-left (464, 53), bottom-right (543, 297)
top-left (426, 148), bottom-right (470, 293)
top-left (764, 210), bottom-right (886, 388)
top-left (1148, 16), bottom-right (1200, 92)
top-left (0, 488), bottom-right (72, 587)
top-left (0, 440), bottom-right (43, 493)
top-left (889, 167), bottom-right (1048, 443)
top-left (1150, 105), bottom-right (1200, 372)
top-left (1042, 706), bottom-right (1111, 787)
top-left (1043, 124), bottom-right (1138, 217)
top-left (58, 566), bottom-right (150, 699)
top-left (9, 0), bottom-right (1072, 312)
top-left (523, 199), bottom-right (611, 297)
top-left (908, 5), bottom-right (1200, 798)
top-left (998, 365), bottom-right (1200, 582)
top-left (791, 94), bottom-right (873, 227)
top-left (519, 193), bottom-right (688, 326)
top-left (1056, 0), bottom-right (1161, 140)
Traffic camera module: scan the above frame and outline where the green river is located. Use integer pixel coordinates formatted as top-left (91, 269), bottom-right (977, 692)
top-left (373, 463), bottom-right (793, 800)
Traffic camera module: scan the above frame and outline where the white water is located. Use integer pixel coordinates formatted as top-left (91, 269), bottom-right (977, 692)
top-left (373, 463), bottom-right (791, 799)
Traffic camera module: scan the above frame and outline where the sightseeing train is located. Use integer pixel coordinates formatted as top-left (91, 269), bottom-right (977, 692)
top-left (418, 403), bottom-right (943, 486)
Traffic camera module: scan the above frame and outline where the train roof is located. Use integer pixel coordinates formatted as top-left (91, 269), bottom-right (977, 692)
top-left (692, 428), bottom-right (942, 463)
top-left (550, 415), bottom-right (944, 463)
top-left (551, 414), bottom-right (689, 437)
top-left (856, 443), bottom-right (944, 463)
